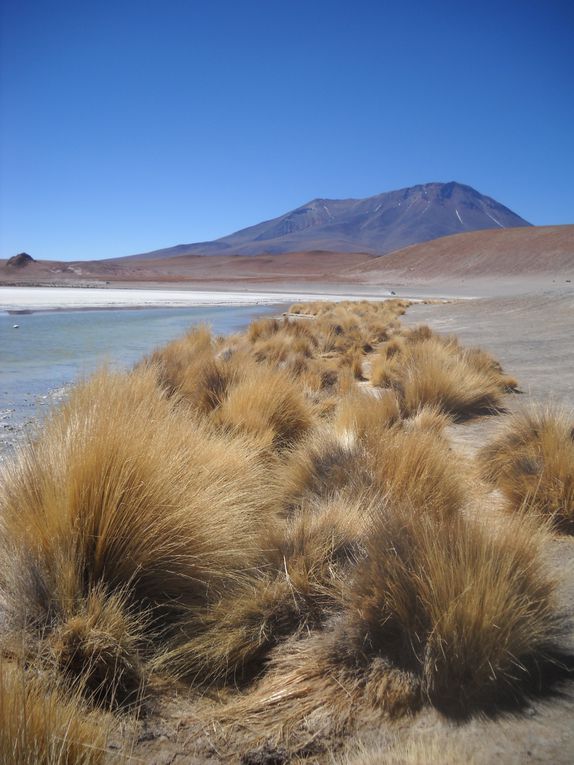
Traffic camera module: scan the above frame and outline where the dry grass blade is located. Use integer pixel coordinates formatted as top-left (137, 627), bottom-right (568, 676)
top-left (0, 661), bottom-right (112, 764)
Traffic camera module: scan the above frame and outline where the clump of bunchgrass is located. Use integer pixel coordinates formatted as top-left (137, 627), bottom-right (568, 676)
top-left (214, 364), bottom-right (315, 450)
top-left (220, 502), bottom-right (569, 749)
top-left (479, 407), bottom-right (574, 533)
top-left (370, 328), bottom-right (513, 420)
top-left (0, 366), bottom-right (278, 701)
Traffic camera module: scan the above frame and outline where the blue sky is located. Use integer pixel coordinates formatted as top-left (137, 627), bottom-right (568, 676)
top-left (1, 0), bottom-right (572, 261)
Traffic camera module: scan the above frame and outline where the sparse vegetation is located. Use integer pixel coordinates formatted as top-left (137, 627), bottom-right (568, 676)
top-left (0, 299), bottom-right (572, 762)
top-left (479, 407), bottom-right (574, 533)
top-left (369, 326), bottom-right (516, 419)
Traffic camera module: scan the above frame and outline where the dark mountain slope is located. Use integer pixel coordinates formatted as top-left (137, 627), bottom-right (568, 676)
top-left (126, 181), bottom-right (530, 260)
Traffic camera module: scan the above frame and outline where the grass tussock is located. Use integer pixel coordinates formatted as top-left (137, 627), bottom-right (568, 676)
top-left (222, 504), bottom-right (568, 749)
top-left (0, 661), bottom-right (110, 764)
top-left (365, 427), bottom-right (465, 520)
top-left (154, 493), bottom-right (369, 684)
top-left (1, 298), bottom-right (567, 761)
top-left (346, 506), bottom-right (566, 715)
top-left (0, 366), bottom-right (278, 703)
top-left (370, 327), bottom-right (514, 420)
top-left (214, 364), bottom-right (314, 450)
top-left (479, 407), bottom-right (574, 533)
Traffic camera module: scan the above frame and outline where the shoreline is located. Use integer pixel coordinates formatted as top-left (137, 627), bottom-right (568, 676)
top-left (0, 285), bottom-right (469, 314)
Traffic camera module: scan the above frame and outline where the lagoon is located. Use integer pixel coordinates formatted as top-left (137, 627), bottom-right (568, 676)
top-left (0, 303), bottom-right (280, 457)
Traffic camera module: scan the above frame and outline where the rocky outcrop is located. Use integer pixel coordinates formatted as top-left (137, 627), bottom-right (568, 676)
top-left (6, 252), bottom-right (36, 268)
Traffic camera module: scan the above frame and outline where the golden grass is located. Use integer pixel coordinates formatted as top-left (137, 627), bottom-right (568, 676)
top-left (331, 389), bottom-right (462, 519)
top-left (334, 389), bottom-right (402, 440)
top-left (155, 494), bottom-right (368, 684)
top-left (347, 506), bottom-right (565, 715)
top-left (0, 661), bottom-right (111, 764)
top-left (0, 367), bottom-right (278, 701)
top-left (370, 328), bottom-right (513, 420)
top-left (278, 428), bottom-right (364, 508)
top-left (365, 427), bottom-right (466, 520)
top-left (479, 407), bottom-right (574, 533)
top-left (1, 298), bottom-right (569, 761)
top-left (220, 504), bottom-right (567, 749)
top-left (339, 731), bottom-right (488, 765)
top-left (214, 363), bottom-right (315, 450)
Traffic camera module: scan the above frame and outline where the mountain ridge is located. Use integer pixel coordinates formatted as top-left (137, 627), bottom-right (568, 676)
top-left (124, 181), bottom-right (531, 261)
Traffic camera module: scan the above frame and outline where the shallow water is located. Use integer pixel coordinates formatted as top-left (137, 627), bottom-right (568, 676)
top-left (0, 304), bottom-right (280, 458)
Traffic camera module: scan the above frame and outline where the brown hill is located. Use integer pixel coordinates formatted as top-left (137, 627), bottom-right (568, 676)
top-left (0, 250), bottom-right (374, 286)
top-left (2, 226), bottom-right (572, 293)
top-left (6, 252), bottom-right (35, 268)
top-left (343, 225), bottom-right (574, 281)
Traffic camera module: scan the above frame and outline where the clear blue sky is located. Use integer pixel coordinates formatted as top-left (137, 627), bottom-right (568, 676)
top-left (1, 0), bottom-right (572, 261)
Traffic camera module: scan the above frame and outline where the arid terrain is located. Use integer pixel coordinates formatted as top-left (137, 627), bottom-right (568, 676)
top-left (1, 224), bottom-right (574, 764)
top-left (2, 290), bottom-right (574, 763)
top-left (2, 225), bottom-right (572, 300)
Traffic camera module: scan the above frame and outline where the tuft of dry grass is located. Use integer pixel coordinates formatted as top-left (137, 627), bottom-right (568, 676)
top-left (279, 428), bottom-right (364, 508)
top-left (214, 364), bottom-right (315, 450)
top-left (221, 503), bottom-right (568, 749)
top-left (479, 407), bottom-right (574, 533)
top-left (334, 389), bottom-right (402, 441)
top-left (330, 391), bottom-right (462, 520)
top-left (365, 427), bottom-right (466, 520)
top-left (154, 494), bottom-right (369, 684)
top-left (338, 731), bottom-right (488, 765)
top-left (345, 505), bottom-right (568, 716)
top-left (48, 588), bottom-right (144, 708)
top-left (399, 341), bottom-right (505, 419)
top-left (0, 367), bottom-right (278, 700)
top-left (0, 661), bottom-right (111, 764)
top-left (370, 328), bottom-right (514, 420)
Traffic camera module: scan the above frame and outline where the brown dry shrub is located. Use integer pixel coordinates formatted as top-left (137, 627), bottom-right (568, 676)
top-left (479, 408), bottom-right (574, 533)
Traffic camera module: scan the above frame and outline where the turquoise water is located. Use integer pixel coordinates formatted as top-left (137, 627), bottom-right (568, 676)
top-left (0, 304), bottom-right (280, 455)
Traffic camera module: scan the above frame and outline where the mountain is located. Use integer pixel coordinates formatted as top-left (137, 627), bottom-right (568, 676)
top-left (128, 182), bottom-right (531, 260)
